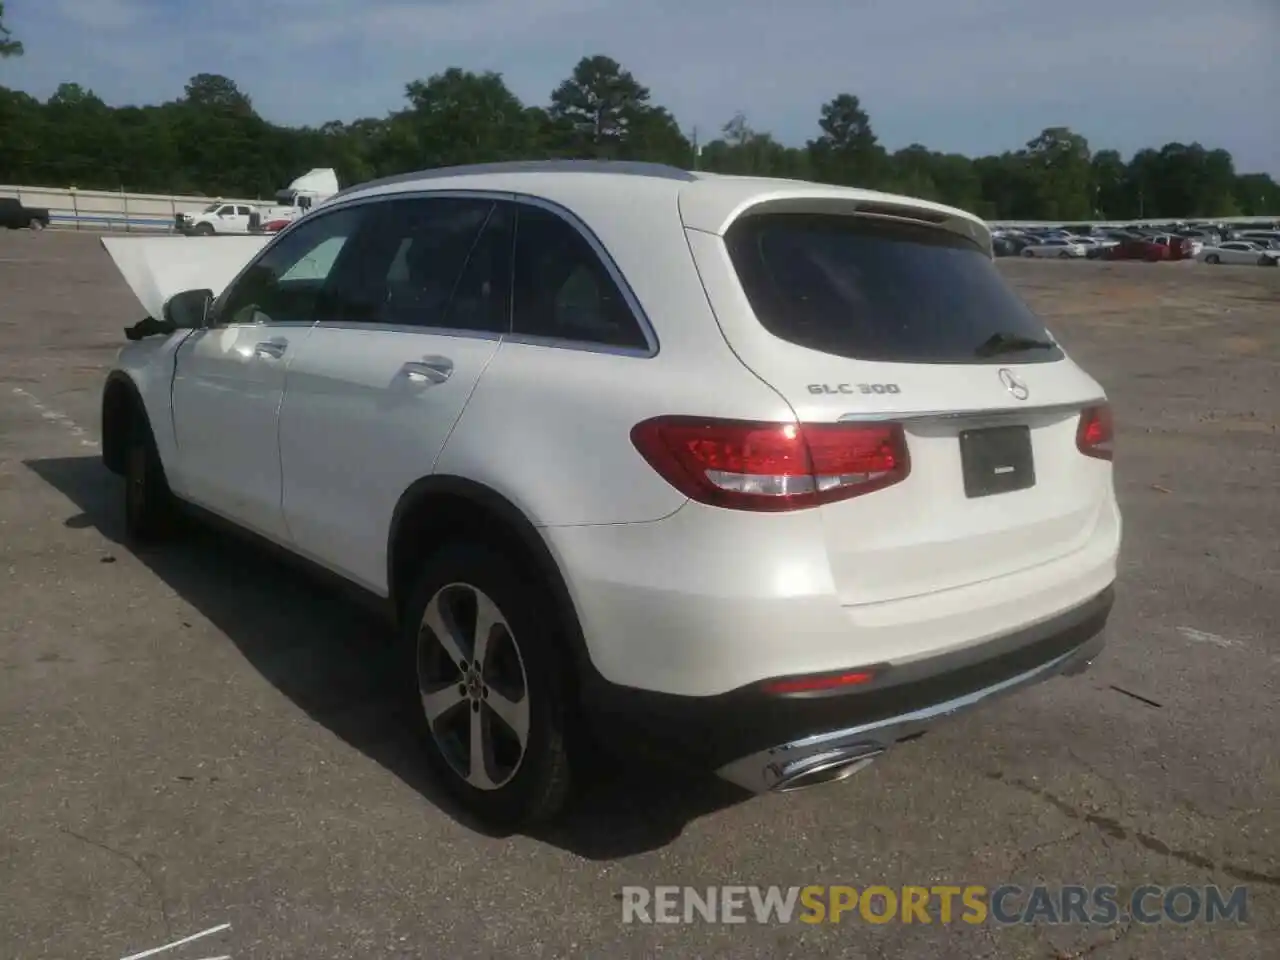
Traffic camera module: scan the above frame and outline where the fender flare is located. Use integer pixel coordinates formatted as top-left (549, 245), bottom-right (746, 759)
top-left (386, 475), bottom-right (590, 668)
top-left (101, 370), bottom-right (148, 475)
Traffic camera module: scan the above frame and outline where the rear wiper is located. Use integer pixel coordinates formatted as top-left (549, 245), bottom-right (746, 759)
top-left (975, 332), bottom-right (1057, 357)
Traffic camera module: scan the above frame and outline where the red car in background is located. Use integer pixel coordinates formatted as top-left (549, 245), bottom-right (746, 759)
top-left (1104, 235), bottom-right (1194, 262)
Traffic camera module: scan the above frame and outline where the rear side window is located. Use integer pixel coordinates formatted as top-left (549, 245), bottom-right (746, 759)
top-left (316, 197), bottom-right (510, 333)
top-left (725, 213), bottom-right (1064, 364)
top-left (511, 205), bottom-right (649, 351)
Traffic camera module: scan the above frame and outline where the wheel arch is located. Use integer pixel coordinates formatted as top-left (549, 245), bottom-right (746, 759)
top-left (101, 370), bottom-right (146, 476)
top-left (386, 475), bottom-right (591, 675)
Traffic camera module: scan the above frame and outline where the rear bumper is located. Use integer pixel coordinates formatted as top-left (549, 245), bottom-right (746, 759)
top-left (580, 586), bottom-right (1113, 790)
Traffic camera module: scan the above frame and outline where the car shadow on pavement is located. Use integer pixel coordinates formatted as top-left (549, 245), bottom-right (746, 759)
top-left (25, 455), bottom-right (747, 858)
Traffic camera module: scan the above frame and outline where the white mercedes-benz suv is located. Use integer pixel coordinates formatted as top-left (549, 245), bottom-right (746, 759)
top-left (100, 161), bottom-right (1120, 826)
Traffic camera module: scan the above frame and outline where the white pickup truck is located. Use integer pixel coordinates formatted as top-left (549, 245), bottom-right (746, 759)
top-left (174, 201), bottom-right (257, 236)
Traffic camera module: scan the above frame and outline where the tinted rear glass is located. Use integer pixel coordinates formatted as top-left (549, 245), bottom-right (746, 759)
top-left (725, 213), bottom-right (1063, 364)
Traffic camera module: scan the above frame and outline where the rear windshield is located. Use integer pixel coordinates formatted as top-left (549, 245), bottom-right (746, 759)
top-left (724, 213), bottom-right (1064, 364)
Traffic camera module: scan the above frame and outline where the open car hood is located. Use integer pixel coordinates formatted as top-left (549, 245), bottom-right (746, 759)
top-left (101, 235), bottom-right (269, 320)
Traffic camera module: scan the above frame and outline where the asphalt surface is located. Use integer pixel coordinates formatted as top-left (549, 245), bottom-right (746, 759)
top-left (1, 231), bottom-right (1276, 959)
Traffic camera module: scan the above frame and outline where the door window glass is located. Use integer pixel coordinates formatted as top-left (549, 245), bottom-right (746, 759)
top-left (316, 197), bottom-right (511, 334)
top-left (511, 205), bottom-right (647, 349)
top-left (214, 205), bottom-right (366, 325)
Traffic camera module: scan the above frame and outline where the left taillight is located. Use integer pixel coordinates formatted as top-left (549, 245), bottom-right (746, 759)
top-left (1077, 404), bottom-right (1114, 460)
top-left (629, 416), bottom-right (910, 511)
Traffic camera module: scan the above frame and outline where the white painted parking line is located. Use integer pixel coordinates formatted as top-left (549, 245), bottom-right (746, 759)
top-left (8, 386), bottom-right (98, 447)
top-left (1176, 626), bottom-right (1243, 649)
top-left (118, 923), bottom-right (231, 960)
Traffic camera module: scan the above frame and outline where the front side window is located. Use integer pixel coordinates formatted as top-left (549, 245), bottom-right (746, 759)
top-left (214, 205), bottom-right (367, 326)
top-left (510, 205), bottom-right (648, 350)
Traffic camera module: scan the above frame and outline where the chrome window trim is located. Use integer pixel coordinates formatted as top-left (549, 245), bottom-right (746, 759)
top-left (838, 399), bottom-right (1104, 424)
top-left (504, 192), bottom-right (659, 357)
top-left (305, 319), bottom-right (502, 342)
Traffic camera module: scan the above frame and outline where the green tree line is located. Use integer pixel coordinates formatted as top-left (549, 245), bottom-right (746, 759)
top-left (2, 49), bottom-right (1277, 221)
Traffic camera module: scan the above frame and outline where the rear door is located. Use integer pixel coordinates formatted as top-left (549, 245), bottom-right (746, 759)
top-left (685, 209), bottom-right (1112, 606)
top-left (277, 195), bottom-right (512, 594)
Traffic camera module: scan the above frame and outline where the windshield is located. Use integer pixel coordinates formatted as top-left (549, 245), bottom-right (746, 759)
top-left (724, 213), bottom-right (1063, 364)
top-left (202, 202), bottom-right (221, 213)
top-left (276, 190), bottom-right (297, 205)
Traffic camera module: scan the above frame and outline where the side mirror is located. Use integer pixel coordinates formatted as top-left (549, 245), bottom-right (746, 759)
top-left (163, 288), bottom-right (214, 329)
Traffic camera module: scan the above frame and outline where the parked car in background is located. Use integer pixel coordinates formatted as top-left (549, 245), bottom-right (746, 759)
top-left (1104, 237), bottom-right (1172, 261)
top-left (1068, 237), bottom-right (1118, 260)
top-left (993, 233), bottom-right (1036, 257)
top-left (0, 196), bottom-right (51, 231)
top-left (1022, 238), bottom-right (1088, 258)
top-left (176, 202), bottom-right (256, 236)
top-left (1198, 241), bottom-right (1280, 266)
top-left (1151, 235), bottom-right (1197, 259)
top-left (1234, 230), bottom-right (1280, 248)
top-left (98, 160), bottom-right (1118, 825)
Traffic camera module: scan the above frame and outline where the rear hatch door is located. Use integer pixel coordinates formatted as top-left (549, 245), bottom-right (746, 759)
top-left (683, 204), bottom-right (1111, 606)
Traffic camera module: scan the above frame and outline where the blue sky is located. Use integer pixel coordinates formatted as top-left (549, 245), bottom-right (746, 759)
top-left (3, 0), bottom-right (1278, 174)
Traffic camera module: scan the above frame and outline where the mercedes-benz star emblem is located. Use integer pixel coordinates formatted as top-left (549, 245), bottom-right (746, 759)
top-left (998, 368), bottom-right (1029, 401)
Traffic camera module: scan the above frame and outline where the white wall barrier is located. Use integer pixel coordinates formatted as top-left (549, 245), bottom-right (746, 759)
top-left (2, 182), bottom-right (1275, 233)
top-left (0, 184), bottom-right (261, 232)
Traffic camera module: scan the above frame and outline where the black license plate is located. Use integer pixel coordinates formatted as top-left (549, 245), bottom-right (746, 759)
top-left (959, 425), bottom-right (1035, 498)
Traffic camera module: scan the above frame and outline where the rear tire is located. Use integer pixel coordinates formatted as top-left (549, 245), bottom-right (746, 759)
top-left (28, 218), bottom-right (44, 232)
top-left (123, 414), bottom-right (176, 543)
top-left (1058, 251), bottom-right (1069, 259)
top-left (398, 541), bottom-right (573, 828)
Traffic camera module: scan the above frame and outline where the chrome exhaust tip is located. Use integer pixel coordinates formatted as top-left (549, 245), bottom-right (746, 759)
top-left (772, 746), bottom-right (883, 792)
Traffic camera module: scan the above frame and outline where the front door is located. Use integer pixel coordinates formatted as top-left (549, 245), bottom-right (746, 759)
top-left (278, 196), bottom-right (514, 593)
top-left (170, 204), bottom-right (368, 542)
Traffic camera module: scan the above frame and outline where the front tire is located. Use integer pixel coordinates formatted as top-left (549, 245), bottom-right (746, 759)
top-left (399, 542), bottom-right (572, 828)
top-left (28, 218), bottom-right (44, 232)
top-left (1206, 254), bottom-right (1220, 265)
top-left (123, 415), bottom-right (175, 543)
top-left (193, 222), bottom-right (215, 236)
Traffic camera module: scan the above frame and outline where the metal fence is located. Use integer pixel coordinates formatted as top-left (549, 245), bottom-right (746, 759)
top-left (0, 184), bottom-right (261, 232)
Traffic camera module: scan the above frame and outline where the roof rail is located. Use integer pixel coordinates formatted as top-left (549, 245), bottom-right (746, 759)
top-left (330, 159), bottom-right (698, 201)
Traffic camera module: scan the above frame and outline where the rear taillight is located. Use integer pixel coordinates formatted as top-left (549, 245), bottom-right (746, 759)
top-left (1077, 404), bottom-right (1114, 460)
top-left (630, 416), bottom-right (910, 511)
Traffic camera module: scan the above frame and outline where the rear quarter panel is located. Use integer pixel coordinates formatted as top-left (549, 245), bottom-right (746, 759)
top-left (435, 182), bottom-right (797, 526)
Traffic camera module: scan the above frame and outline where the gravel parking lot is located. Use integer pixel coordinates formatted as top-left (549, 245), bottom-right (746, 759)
top-left (1, 231), bottom-right (1276, 959)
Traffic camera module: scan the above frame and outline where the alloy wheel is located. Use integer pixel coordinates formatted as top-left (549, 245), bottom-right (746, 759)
top-left (416, 583), bottom-right (531, 790)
